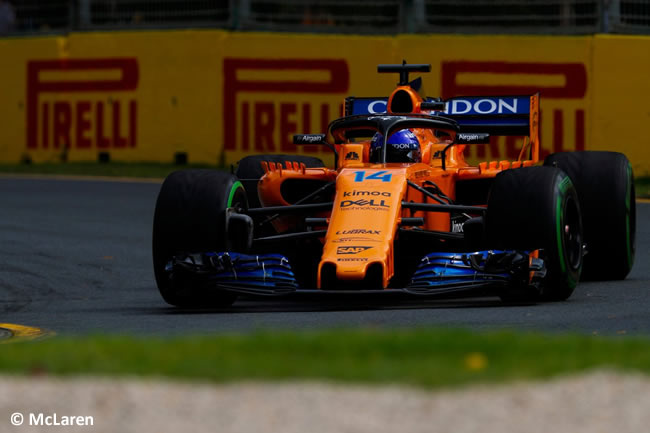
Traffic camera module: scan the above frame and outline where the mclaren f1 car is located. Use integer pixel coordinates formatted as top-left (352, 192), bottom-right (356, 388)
top-left (152, 62), bottom-right (636, 307)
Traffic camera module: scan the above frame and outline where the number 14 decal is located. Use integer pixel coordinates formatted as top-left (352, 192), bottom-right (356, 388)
top-left (353, 171), bottom-right (392, 182)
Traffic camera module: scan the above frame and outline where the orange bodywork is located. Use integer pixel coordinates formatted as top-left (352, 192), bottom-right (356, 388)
top-left (257, 83), bottom-right (540, 289)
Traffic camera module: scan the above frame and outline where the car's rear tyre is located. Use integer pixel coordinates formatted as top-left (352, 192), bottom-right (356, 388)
top-left (544, 151), bottom-right (635, 280)
top-left (487, 166), bottom-right (583, 302)
top-left (152, 169), bottom-right (247, 307)
top-left (235, 154), bottom-right (325, 208)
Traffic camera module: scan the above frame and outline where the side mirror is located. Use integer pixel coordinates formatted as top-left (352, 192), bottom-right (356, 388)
top-left (293, 134), bottom-right (327, 145)
top-left (456, 133), bottom-right (490, 144)
top-left (292, 134), bottom-right (338, 168)
top-left (440, 132), bottom-right (491, 171)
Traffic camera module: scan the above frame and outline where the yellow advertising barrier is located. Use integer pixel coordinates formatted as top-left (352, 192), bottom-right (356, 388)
top-left (0, 31), bottom-right (648, 174)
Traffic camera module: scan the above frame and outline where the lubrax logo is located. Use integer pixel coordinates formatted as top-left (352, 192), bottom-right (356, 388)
top-left (343, 190), bottom-right (391, 197)
top-left (336, 229), bottom-right (380, 235)
top-left (340, 199), bottom-right (389, 209)
top-left (337, 246), bottom-right (372, 255)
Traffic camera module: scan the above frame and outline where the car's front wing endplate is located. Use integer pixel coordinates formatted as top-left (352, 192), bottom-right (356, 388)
top-left (407, 250), bottom-right (545, 295)
top-left (168, 252), bottom-right (299, 295)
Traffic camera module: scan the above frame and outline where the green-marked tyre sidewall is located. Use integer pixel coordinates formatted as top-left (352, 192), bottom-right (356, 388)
top-left (547, 174), bottom-right (581, 296)
top-left (228, 180), bottom-right (244, 208)
top-left (544, 151), bottom-right (635, 280)
top-left (487, 166), bottom-right (583, 302)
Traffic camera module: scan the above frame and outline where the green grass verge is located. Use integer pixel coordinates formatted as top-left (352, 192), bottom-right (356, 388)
top-left (0, 162), bottom-right (223, 179)
top-left (2, 329), bottom-right (650, 388)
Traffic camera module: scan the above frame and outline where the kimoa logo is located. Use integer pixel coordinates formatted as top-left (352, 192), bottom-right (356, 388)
top-left (343, 190), bottom-right (391, 197)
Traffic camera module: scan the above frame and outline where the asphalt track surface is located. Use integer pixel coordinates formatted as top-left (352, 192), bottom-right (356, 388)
top-left (0, 176), bottom-right (648, 336)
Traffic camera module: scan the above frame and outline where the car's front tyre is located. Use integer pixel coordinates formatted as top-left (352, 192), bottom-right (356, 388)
top-left (487, 166), bottom-right (584, 302)
top-left (152, 169), bottom-right (247, 307)
top-left (544, 151), bottom-right (635, 280)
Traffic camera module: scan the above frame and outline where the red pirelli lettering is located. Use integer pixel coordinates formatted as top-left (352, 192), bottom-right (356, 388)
top-left (53, 102), bottom-right (71, 149)
top-left (223, 58), bottom-right (349, 151)
top-left (441, 61), bottom-right (588, 157)
top-left (280, 103), bottom-right (298, 152)
top-left (76, 101), bottom-right (92, 149)
top-left (441, 61), bottom-right (587, 99)
top-left (26, 58), bottom-right (139, 150)
top-left (254, 102), bottom-right (275, 151)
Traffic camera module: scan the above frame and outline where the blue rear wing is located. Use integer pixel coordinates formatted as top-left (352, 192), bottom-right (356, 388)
top-left (345, 95), bottom-right (538, 137)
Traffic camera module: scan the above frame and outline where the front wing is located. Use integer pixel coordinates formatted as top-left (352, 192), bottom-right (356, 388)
top-left (166, 250), bottom-right (546, 297)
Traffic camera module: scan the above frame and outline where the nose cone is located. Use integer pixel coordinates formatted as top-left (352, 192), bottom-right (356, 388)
top-left (318, 168), bottom-right (408, 289)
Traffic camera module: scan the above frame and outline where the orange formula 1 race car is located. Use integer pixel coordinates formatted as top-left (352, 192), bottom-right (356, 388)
top-left (152, 62), bottom-right (636, 307)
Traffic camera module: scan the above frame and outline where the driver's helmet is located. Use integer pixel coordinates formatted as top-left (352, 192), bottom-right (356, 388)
top-left (370, 129), bottom-right (422, 163)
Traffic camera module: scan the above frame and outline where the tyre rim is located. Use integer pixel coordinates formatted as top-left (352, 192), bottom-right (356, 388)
top-left (563, 195), bottom-right (582, 270)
